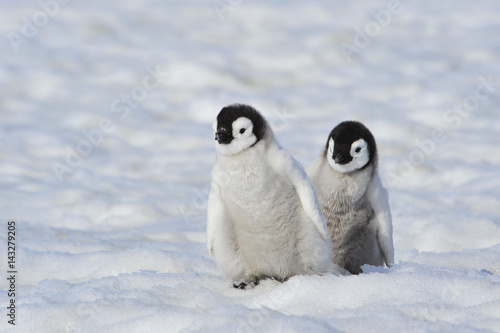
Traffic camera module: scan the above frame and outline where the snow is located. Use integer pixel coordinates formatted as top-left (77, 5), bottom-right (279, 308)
top-left (1, 0), bottom-right (500, 332)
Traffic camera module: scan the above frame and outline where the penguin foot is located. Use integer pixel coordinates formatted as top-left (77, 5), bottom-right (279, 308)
top-left (270, 276), bottom-right (289, 283)
top-left (232, 276), bottom-right (289, 289)
top-left (233, 282), bottom-right (247, 289)
top-left (344, 263), bottom-right (362, 275)
top-left (233, 278), bottom-right (260, 290)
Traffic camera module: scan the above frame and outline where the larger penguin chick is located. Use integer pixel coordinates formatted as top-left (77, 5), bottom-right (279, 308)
top-left (307, 121), bottom-right (394, 274)
top-left (207, 104), bottom-right (331, 288)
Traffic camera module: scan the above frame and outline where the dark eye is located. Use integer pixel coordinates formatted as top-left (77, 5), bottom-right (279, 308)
top-left (355, 147), bottom-right (361, 153)
top-left (239, 128), bottom-right (246, 134)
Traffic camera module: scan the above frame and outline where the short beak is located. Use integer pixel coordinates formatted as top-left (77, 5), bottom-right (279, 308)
top-left (215, 131), bottom-right (232, 144)
top-left (334, 154), bottom-right (349, 164)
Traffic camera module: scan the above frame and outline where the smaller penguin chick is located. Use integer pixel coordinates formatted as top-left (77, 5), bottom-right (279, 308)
top-left (307, 121), bottom-right (394, 274)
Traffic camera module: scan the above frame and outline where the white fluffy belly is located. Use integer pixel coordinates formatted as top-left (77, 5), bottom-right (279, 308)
top-left (224, 182), bottom-right (302, 276)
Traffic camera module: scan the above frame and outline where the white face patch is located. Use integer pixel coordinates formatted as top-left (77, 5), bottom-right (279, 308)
top-left (328, 137), bottom-right (334, 155)
top-left (215, 117), bottom-right (257, 156)
top-left (327, 138), bottom-right (369, 174)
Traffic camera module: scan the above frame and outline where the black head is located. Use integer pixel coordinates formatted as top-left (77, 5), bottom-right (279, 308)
top-left (325, 121), bottom-right (377, 173)
top-left (214, 104), bottom-right (267, 155)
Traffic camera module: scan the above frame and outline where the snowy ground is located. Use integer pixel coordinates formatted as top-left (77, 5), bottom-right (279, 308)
top-left (1, 0), bottom-right (500, 332)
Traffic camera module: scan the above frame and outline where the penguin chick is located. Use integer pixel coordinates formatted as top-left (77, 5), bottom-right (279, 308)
top-left (307, 121), bottom-right (394, 274)
top-left (207, 104), bottom-right (331, 288)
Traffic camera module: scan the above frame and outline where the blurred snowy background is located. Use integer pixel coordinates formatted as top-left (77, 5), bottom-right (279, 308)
top-left (1, 0), bottom-right (500, 332)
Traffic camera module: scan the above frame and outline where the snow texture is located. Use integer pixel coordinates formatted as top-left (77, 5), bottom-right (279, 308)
top-left (1, 0), bottom-right (500, 332)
